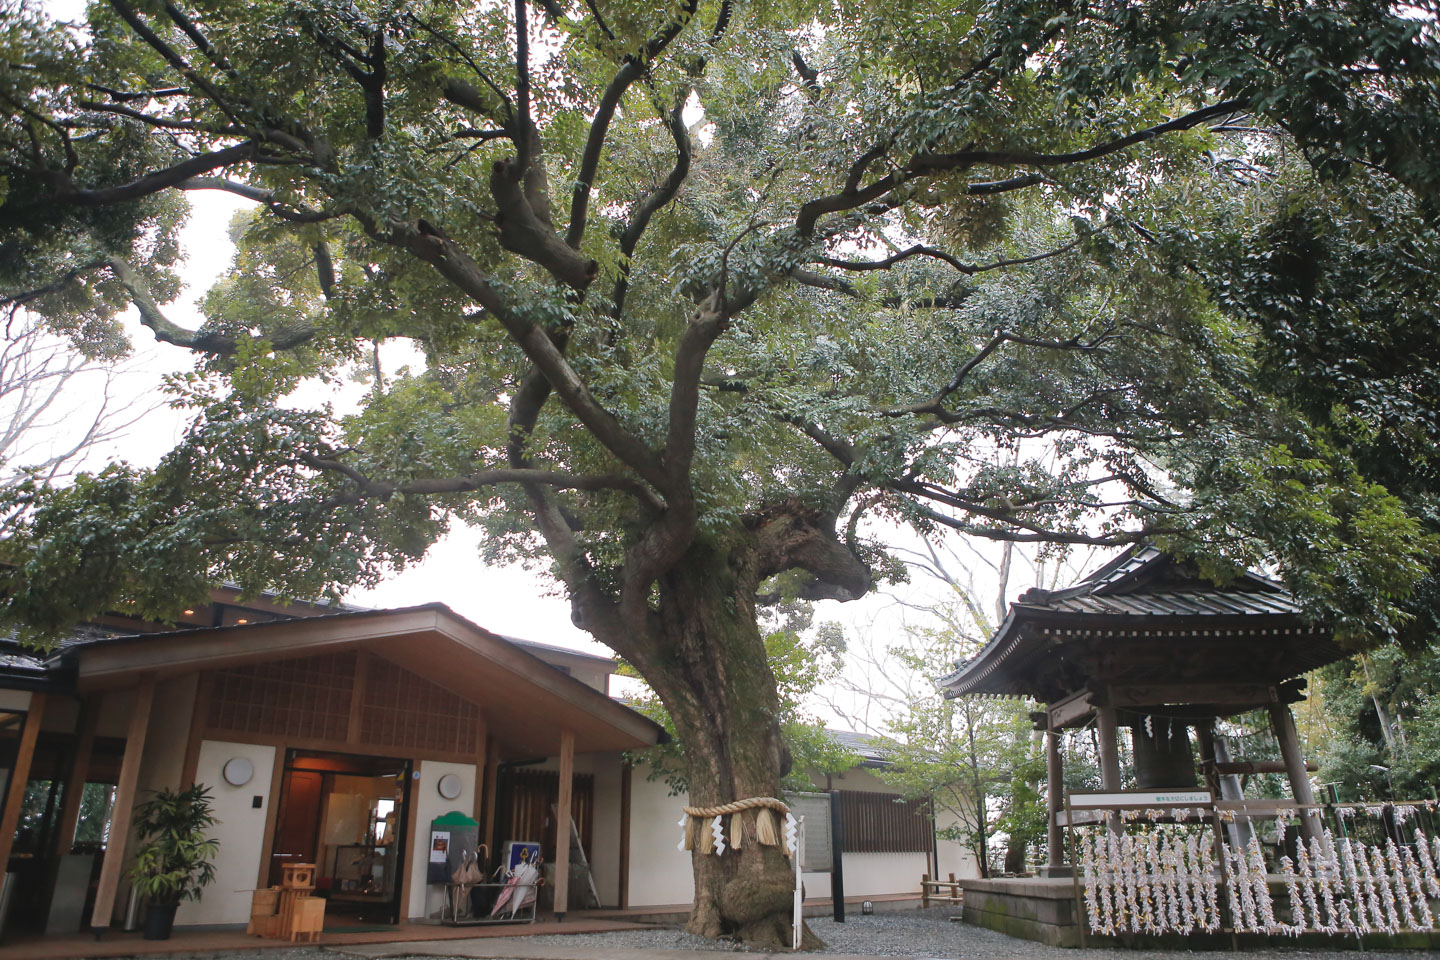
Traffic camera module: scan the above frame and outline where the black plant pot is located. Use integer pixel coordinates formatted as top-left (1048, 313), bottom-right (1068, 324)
top-left (142, 902), bottom-right (179, 940)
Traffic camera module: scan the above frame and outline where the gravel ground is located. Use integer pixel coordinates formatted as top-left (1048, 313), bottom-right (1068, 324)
top-left (487, 908), bottom-right (1437, 958)
top-left (124, 911), bottom-right (1438, 960)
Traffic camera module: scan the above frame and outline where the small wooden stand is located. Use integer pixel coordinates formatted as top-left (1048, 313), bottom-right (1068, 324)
top-left (249, 863), bottom-right (325, 942)
top-left (920, 872), bottom-right (963, 907)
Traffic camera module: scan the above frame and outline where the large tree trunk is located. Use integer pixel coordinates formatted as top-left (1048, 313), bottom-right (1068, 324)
top-left (623, 534), bottom-right (821, 950)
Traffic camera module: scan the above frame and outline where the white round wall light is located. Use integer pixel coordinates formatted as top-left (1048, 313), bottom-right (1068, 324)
top-left (437, 773), bottom-right (463, 800)
top-left (222, 756), bottom-right (254, 787)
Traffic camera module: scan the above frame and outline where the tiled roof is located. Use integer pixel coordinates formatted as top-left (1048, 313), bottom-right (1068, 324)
top-left (827, 728), bottom-right (892, 763)
top-left (1012, 545), bottom-right (1300, 618)
top-left (937, 546), bottom-right (1340, 701)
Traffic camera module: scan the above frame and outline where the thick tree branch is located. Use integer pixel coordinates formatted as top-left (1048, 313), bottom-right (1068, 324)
top-left (564, 0), bottom-right (698, 250)
top-left (513, 0), bottom-right (532, 166)
top-left (883, 326), bottom-right (1117, 419)
top-left (896, 492), bottom-right (1172, 546)
top-left (76, 99), bottom-right (229, 132)
top-left (178, 176), bottom-right (341, 222)
top-left (105, 257), bottom-right (314, 355)
top-left (0, 263), bottom-right (105, 313)
top-left (44, 141), bottom-right (258, 209)
top-left (396, 227), bottom-right (667, 490)
top-left (750, 501), bottom-right (872, 601)
top-left (612, 98), bottom-right (692, 318)
top-left (789, 268), bottom-right (858, 298)
top-left (297, 453), bottom-right (662, 507)
top-left (910, 100), bottom-right (1247, 173)
top-left (162, 3), bottom-right (239, 78)
top-left (818, 232), bottom-right (1088, 277)
top-left (796, 100), bottom-right (1246, 238)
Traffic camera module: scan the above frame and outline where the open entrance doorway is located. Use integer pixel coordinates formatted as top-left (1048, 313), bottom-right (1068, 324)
top-left (270, 750), bottom-right (411, 924)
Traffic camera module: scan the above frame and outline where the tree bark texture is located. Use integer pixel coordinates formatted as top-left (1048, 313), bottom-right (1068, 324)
top-left (615, 531), bottom-right (823, 949)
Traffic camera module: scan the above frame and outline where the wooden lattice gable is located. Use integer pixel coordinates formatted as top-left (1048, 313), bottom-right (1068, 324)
top-left (203, 647), bottom-right (485, 759)
top-left (357, 652), bottom-right (483, 756)
top-left (205, 651), bottom-right (357, 743)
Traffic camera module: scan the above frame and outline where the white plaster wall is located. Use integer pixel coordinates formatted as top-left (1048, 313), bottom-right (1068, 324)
top-left (0, 689), bottom-right (31, 711)
top-left (587, 753), bottom-right (622, 907)
top-left (935, 800), bottom-right (981, 879)
top-left (406, 760), bottom-right (477, 920)
top-left (816, 766), bottom-right (898, 792)
top-left (625, 765), bottom-right (694, 907)
top-left (175, 740), bottom-right (277, 926)
top-left (803, 851), bottom-right (929, 899)
top-left (624, 762), bottom-right (970, 907)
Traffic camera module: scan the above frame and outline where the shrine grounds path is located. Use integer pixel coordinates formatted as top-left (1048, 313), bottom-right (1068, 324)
top-left (148, 908), bottom-right (1437, 960)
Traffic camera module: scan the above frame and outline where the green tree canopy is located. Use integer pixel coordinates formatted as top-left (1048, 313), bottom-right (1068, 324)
top-left (3, 0), bottom-right (1439, 944)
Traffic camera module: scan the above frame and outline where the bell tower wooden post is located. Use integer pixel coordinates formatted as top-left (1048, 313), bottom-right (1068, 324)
top-left (1268, 701), bottom-right (1322, 844)
top-left (1096, 705), bottom-right (1124, 837)
top-left (1045, 728), bottom-right (1065, 871)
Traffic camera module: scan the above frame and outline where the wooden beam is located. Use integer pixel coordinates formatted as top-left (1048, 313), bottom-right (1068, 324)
top-left (90, 677), bottom-right (155, 931)
top-left (472, 716), bottom-right (489, 852)
top-left (1095, 706), bottom-right (1122, 790)
top-left (54, 695), bottom-right (101, 856)
top-left (553, 729), bottom-right (574, 920)
top-left (1047, 690), bottom-right (1095, 729)
top-left (347, 651), bottom-right (371, 745)
top-left (1213, 760), bottom-right (1317, 776)
top-left (1095, 705), bottom-right (1123, 837)
top-left (0, 692), bottom-right (47, 870)
top-left (1107, 682), bottom-right (1280, 707)
top-left (198, 726), bottom-right (487, 765)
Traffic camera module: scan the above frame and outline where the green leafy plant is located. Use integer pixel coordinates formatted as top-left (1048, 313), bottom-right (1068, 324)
top-left (127, 785), bottom-right (220, 906)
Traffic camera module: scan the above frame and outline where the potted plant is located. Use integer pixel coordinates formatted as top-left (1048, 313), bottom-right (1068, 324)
top-left (127, 784), bottom-right (220, 940)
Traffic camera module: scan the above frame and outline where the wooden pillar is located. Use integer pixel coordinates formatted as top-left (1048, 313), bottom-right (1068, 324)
top-left (618, 762), bottom-right (632, 909)
top-left (480, 737), bottom-right (500, 857)
top-left (0, 692), bottom-right (47, 870)
top-left (1268, 701), bottom-right (1322, 843)
top-left (471, 718), bottom-right (488, 861)
top-left (54, 695), bottom-right (101, 856)
top-left (1096, 706), bottom-right (1123, 837)
top-left (1095, 706), bottom-right (1122, 789)
top-left (90, 677), bottom-right (155, 932)
top-left (1045, 728), bottom-right (1065, 868)
top-left (553, 729), bottom-right (574, 920)
top-left (346, 652), bottom-right (371, 746)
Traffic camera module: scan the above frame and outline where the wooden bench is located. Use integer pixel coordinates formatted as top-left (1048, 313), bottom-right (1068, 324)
top-left (921, 872), bottom-right (963, 907)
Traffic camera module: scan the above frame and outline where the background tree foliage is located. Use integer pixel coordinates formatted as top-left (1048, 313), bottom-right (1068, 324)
top-left (2, 0), bottom-right (1439, 944)
top-left (874, 627), bottom-right (1045, 879)
top-left (1316, 644), bottom-right (1440, 802)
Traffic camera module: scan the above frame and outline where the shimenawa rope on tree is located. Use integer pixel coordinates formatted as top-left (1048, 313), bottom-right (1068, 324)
top-left (676, 797), bottom-right (795, 856)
